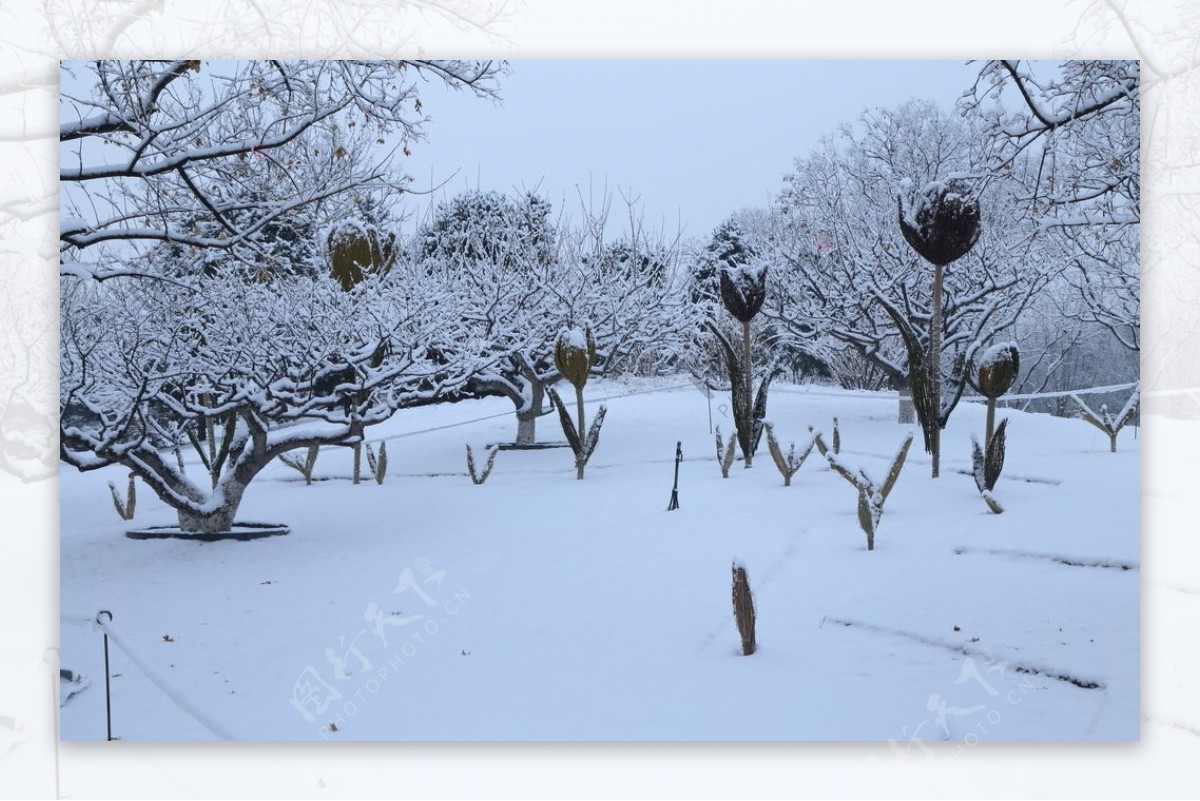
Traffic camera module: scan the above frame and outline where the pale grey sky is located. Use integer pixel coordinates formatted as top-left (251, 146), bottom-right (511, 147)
top-left (402, 60), bottom-right (984, 239)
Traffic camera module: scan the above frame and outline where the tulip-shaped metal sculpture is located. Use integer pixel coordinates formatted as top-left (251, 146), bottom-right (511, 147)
top-left (326, 221), bottom-right (397, 484)
top-left (970, 343), bottom-right (1019, 510)
top-left (975, 343), bottom-right (1019, 446)
top-left (548, 326), bottom-right (606, 480)
top-left (897, 179), bottom-right (981, 478)
top-left (327, 223), bottom-right (398, 291)
top-left (712, 263), bottom-right (770, 468)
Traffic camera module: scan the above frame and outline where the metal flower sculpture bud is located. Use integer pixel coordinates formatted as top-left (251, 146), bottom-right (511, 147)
top-left (977, 344), bottom-right (1020, 402)
top-left (971, 343), bottom-right (1020, 506)
top-left (554, 325), bottom-right (597, 390)
top-left (327, 222), bottom-right (398, 291)
top-left (719, 264), bottom-right (767, 323)
top-left (897, 179), bottom-right (982, 478)
top-left (550, 326), bottom-right (606, 480)
top-left (898, 179), bottom-right (981, 267)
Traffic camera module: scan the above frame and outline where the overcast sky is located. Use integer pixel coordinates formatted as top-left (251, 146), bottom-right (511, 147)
top-left (402, 60), bottom-right (984, 240)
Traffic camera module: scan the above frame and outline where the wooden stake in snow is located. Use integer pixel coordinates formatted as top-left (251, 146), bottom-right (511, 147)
top-left (732, 561), bottom-right (757, 656)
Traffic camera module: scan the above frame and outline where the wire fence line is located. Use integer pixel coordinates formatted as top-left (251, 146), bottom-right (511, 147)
top-left (305, 378), bottom-right (1144, 451)
top-left (91, 612), bottom-right (237, 741)
top-left (960, 381), bottom-right (1139, 403)
top-left (349, 382), bottom-right (696, 447)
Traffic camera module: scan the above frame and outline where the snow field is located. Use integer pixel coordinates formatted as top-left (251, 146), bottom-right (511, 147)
top-left (60, 379), bottom-right (1139, 741)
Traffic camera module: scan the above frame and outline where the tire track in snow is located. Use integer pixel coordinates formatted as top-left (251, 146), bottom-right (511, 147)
top-left (825, 616), bottom-right (1106, 690)
top-left (953, 546), bottom-right (1138, 572)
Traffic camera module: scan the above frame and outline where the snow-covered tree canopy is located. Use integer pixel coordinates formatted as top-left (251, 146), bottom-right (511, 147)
top-left (60, 60), bottom-right (503, 280)
top-left (60, 265), bottom-right (495, 531)
top-left (766, 101), bottom-right (1057, 395)
top-left (415, 189), bottom-right (556, 272)
top-left (410, 190), bottom-right (697, 443)
top-left (58, 60), bottom-right (506, 531)
top-left (963, 60), bottom-right (1139, 227)
top-left (963, 60), bottom-right (1139, 353)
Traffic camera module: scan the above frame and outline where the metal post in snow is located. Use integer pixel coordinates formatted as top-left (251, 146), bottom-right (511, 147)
top-left (667, 441), bottom-right (682, 511)
top-left (96, 610), bottom-right (113, 741)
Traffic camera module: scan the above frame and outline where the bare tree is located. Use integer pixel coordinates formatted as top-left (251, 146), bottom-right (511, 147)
top-left (60, 59), bottom-right (503, 279)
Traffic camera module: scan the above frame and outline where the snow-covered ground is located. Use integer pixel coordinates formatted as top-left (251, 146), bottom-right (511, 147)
top-left (59, 379), bottom-right (1139, 741)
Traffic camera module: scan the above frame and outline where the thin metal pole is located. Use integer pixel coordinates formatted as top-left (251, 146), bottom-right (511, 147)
top-left (668, 441), bottom-right (682, 511)
top-left (97, 610), bottom-right (113, 742)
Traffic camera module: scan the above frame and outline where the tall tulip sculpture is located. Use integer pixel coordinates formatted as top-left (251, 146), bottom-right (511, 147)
top-left (895, 179), bottom-right (981, 478)
top-left (704, 263), bottom-right (772, 468)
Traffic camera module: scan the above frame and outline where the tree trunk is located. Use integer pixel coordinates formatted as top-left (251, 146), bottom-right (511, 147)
top-left (352, 442), bottom-right (362, 485)
top-left (515, 379), bottom-right (545, 446)
top-left (176, 480), bottom-right (246, 533)
top-left (897, 386), bottom-right (916, 424)
top-left (1110, 433), bottom-right (1118, 453)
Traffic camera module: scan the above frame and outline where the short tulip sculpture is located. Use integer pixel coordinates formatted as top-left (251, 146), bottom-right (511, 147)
top-left (970, 343), bottom-right (1019, 514)
top-left (546, 326), bottom-right (607, 480)
top-left (895, 179), bottom-right (981, 478)
top-left (705, 263), bottom-right (772, 468)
